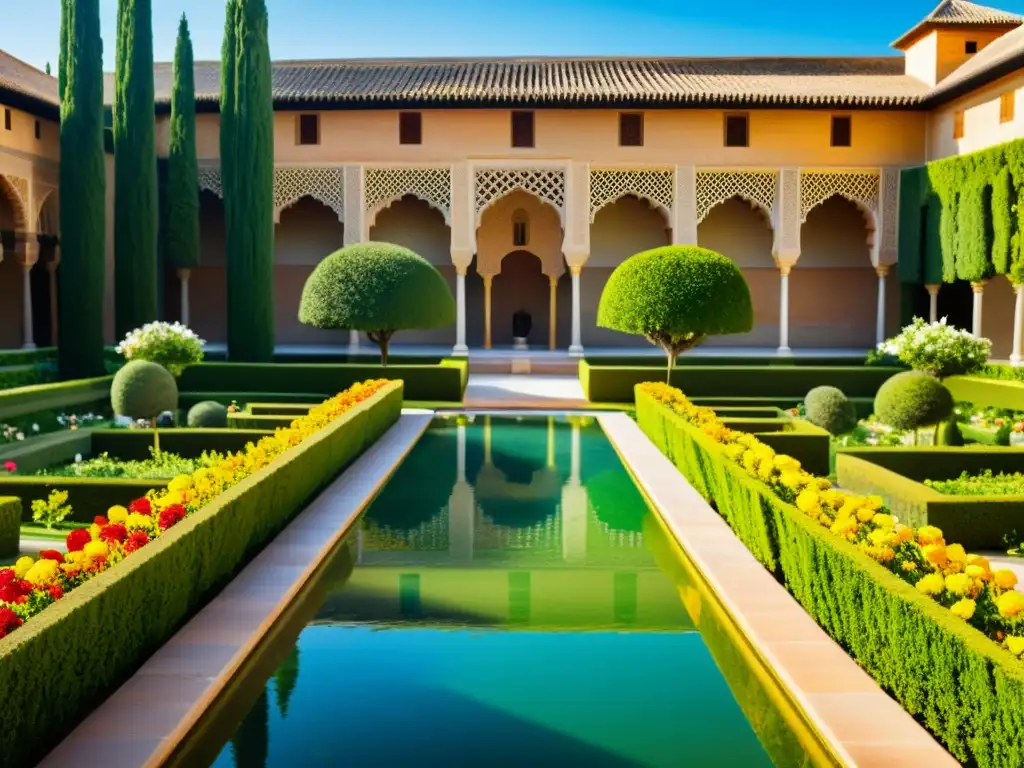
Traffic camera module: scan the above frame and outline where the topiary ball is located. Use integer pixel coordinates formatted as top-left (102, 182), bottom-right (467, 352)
top-left (874, 371), bottom-right (954, 430)
top-left (187, 400), bottom-right (228, 428)
top-left (804, 386), bottom-right (857, 435)
top-left (110, 360), bottom-right (179, 421)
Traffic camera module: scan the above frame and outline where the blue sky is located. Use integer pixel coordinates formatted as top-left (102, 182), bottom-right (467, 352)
top-left (5, 0), bottom-right (1024, 71)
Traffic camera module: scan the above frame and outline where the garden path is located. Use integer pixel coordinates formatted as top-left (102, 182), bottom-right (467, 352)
top-left (463, 374), bottom-right (587, 410)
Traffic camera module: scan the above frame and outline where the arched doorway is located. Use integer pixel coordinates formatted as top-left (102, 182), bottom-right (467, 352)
top-left (476, 190), bottom-right (566, 349)
top-left (0, 179), bottom-right (23, 348)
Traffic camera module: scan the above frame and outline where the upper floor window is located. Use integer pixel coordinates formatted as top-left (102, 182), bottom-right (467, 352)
top-left (1001, 92), bottom-right (1016, 124)
top-left (965, 40), bottom-right (978, 54)
top-left (830, 115), bottom-right (852, 147)
top-left (512, 209), bottom-right (529, 247)
top-left (297, 113), bottom-right (319, 146)
top-left (953, 109), bottom-right (965, 140)
top-left (3, 109), bottom-right (10, 131)
top-left (399, 112), bottom-right (422, 145)
top-left (511, 111), bottom-right (535, 148)
top-left (724, 113), bottom-right (749, 147)
top-left (34, 120), bottom-right (41, 140)
top-left (619, 113), bottom-right (644, 146)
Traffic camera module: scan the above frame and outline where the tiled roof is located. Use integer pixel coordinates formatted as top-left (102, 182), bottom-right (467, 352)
top-left (0, 50), bottom-right (59, 118)
top-left (926, 21), bottom-right (1024, 102)
top-left (892, 0), bottom-right (1023, 48)
top-left (125, 56), bottom-right (931, 110)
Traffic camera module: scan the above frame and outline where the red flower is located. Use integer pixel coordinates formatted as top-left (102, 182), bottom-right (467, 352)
top-left (47, 585), bottom-right (63, 600)
top-left (1, 461), bottom-right (15, 472)
top-left (93, 515), bottom-right (109, 527)
top-left (0, 579), bottom-right (32, 604)
top-left (0, 568), bottom-right (15, 586)
top-left (128, 497), bottom-right (152, 516)
top-left (38, 550), bottom-right (64, 563)
top-left (66, 528), bottom-right (92, 553)
top-left (158, 504), bottom-right (186, 531)
top-left (99, 523), bottom-right (128, 544)
top-left (123, 530), bottom-right (149, 553)
top-left (0, 607), bottom-right (23, 638)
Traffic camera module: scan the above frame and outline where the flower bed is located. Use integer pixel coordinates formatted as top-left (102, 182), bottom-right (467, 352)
top-left (636, 382), bottom-right (1024, 766)
top-left (926, 470), bottom-right (1024, 497)
top-left (0, 379), bottom-right (402, 768)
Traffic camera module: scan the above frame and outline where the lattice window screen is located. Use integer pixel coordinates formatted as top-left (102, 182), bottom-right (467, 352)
top-left (880, 168), bottom-right (899, 251)
top-left (474, 169), bottom-right (565, 220)
top-left (0, 175), bottom-right (28, 228)
top-left (274, 167), bottom-right (345, 221)
top-left (364, 167), bottom-right (452, 223)
top-left (799, 171), bottom-right (880, 222)
top-left (695, 171), bottom-right (777, 224)
top-left (197, 167), bottom-right (223, 197)
top-left (589, 169), bottom-right (673, 221)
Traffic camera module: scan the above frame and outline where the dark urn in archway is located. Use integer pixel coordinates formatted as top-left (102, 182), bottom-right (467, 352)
top-left (512, 310), bottom-right (532, 350)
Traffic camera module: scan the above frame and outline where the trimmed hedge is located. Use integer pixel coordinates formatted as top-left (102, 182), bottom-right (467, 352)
top-left (579, 361), bottom-right (901, 404)
top-left (0, 381), bottom-right (403, 767)
top-left (0, 431), bottom-right (93, 475)
top-left (946, 376), bottom-right (1024, 411)
top-left (247, 402), bottom-right (315, 416)
top-left (0, 377), bottom-right (112, 422)
top-left (89, 428), bottom-right (271, 460)
top-left (584, 355), bottom-right (869, 367)
top-left (636, 388), bottom-right (1024, 766)
top-left (228, 413), bottom-right (295, 430)
top-left (835, 451), bottom-right (1024, 550)
top-left (178, 359), bottom-right (467, 402)
top-left (0, 477), bottom-right (170, 524)
top-left (0, 497), bottom-right (18, 558)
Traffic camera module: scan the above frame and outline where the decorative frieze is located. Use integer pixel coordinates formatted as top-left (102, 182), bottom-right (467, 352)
top-left (197, 166), bottom-right (223, 197)
top-left (0, 174), bottom-right (29, 230)
top-left (274, 166), bottom-right (345, 222)
top-left (364, 166), bottom-right (452, 224)
top-left (474, 168), bottom-right (565, 223)
top-left (799, 170), bottom-right (880, 223)
top-left (695, 170), bottom-right (777, 224)
top-left (589, 168), bottom-right (673, 222)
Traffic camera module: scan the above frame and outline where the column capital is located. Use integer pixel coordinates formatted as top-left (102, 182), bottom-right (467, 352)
top-left (16, 234), bottom-right (40, 267)
top-left (875, 264), bottom-right (891, 278)
top-left (774, 257), bottom-right (796, 276)
top-left (569, 264), bottom-right (583, 277)
top-left (451, 248), bottom-right (473, 274)
top-left (970, 280), bottom-right (987, 293)
top-left (924, 283), bottom-right (940, 296)
top-left (564, 250), bottom-right (588, 271)
top-left (549, 274), bottom-right (560, 286)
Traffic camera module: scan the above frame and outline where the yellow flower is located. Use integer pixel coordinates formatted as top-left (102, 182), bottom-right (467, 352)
top-left (946, 543), bottom-right (967, 564)
top-left (872, 513), bottom-right (895, 529)
top-left (917, 526), bottom-right (945, 546)
top-left (126, 513), bottom-right (156, 532)
top-left (815, 478), bottom-right (832, 491)
top-left (779, 471), bottom-right (806, 490)
top-left (168, 475), bottom-right (193, 493)
top-left (830, 516), bottom-right (858, 537)
top-left (966, 565), bottom-right (990, 581)
top-left (966, 554), bottom-right (991, 572)
top-left (901, 561), bottom-right (918, 572)
top-left (945, 573), bottom-right (973, 596)
top-left (89, 523), bottom-right (101, 541)
top-left (915, 573), bottom-right (945, 596)
top-left (108, 505), bottom-right (128, 524)
top-left (864, 495), bottom-right (884, 511)
top-left (856, 508), bottom-right (875, 523)
top-left (796, 489), bottom-right (820, 516)
top-left (997, 590), bottom-right (1024, 618)
top-left (950, 598), bottom-right (976, 621)
top-left (1006, 636), bottom-right (1024, 656)
top-left (13, 556), bottom-right (34, 579)
top-left (83, 540), bottom-right (108, 560)
top-left (893, 525), bottom-right (914, 544)
top-left (923, 544), bottom-right (948, 568)
top-left (994, 570), bottom-right (1019, 591)
top-left (24, 559), bottom-right (59, 586)
top-left (773, 455), bottom-right (800, 472)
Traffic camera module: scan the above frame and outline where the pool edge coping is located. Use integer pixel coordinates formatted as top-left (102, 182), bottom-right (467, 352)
top-left (38, 413), bottom-right (432, 768)
top-left (597, 412), bottom-right (958, 768)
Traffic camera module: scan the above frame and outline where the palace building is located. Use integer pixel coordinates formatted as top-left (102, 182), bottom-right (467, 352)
top-left (3, 0), bottom-right (1024, 356)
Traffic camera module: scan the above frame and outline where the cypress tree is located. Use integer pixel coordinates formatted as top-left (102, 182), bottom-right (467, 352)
top-left (58, 0), bottom-right (68, 100)
top-left (223, 0), bottom-right (276, 360)
top-left (58, 0), bottom-right (106, 379)
top-left (168, 14), bottom-right (200, 323)
top-left (113, 0), bottom-right (158, 338)
top-left (220, 0), bottom-right (237, 229)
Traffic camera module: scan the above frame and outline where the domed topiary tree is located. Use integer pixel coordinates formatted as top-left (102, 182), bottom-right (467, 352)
top-left (298, 242), bottom-right (456, 366)
top-left (874, 371), bottom-right (955, 443)
top-left (187, 400), bottom-right (228, 428)
top-left (597, 245), bottom-right (753, 381)
top-left (111, 360), bottom-right (178, 454)
top-left (804, 386), bottom-right (857, 436)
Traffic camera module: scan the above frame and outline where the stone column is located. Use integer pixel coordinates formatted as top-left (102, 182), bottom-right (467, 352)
top-left (482, 275), bottom-right (493, 350)
top-left (1012, 281), bottom-right (1024, 367)
top-left (971, 281), bottom-right (986, 338)
top-left (569, 265), bottom-right (584, 357)
top-left (18, 237), bottom-right (40, 350)
top-left (177, 268), bottom-right (191, 327)
top-left (453, 266), bottom-right (469, 356)
top-left (348, 329), bottom-right (360, 352)
top-left (776, 260), bottom-right (794, 354)
top-left (925, 284), bottom-right (940, 323)
top-left (875, 264), bottom-right (891, 345)
top-left (343, 165), bottom-right (366, 355)
top-left (548, 275), bottom-right (558, 350)
top-left (671, 165), bottom-right (698, 245)
top-left (47, 244), bottom-right (60, 345)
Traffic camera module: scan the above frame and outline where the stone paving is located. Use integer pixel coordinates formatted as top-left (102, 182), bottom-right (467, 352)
top-left (463, 374), bottom-right (588, 409)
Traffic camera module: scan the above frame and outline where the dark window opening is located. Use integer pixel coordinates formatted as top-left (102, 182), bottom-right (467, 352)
top-left (399, 112), bottom-right (422, 145)
top-left (34, 120), bottom-right (41, 140)
top-left (831, 115), bottom-right (852, 147)
top-left (298, 113), bottom-right (319, 146)
top-left (512, 211), bottom-right (529, 247)
top-left (966, 40), bottom-right (978, 54)
top-left (511, 111), bottom-right (535, 148)
top-left (619, 113), bottom-right (644, 146)
top-left (724, 114), bottom-right (748, 147)
top-left (3, 109), bottom-right (11, 131)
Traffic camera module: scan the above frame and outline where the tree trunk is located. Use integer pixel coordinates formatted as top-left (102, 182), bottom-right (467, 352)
top-left (152, 417), bottom-right (160, 457)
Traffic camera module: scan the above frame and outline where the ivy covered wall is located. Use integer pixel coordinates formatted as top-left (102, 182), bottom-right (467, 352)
top-left (899, 138), bottom-right (1024, 287)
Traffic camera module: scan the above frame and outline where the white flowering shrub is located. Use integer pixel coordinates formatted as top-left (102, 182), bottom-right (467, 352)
top-left (115, 322), bottom-right (205, 376)
top-left (877, 317), bottom-right (991, 379)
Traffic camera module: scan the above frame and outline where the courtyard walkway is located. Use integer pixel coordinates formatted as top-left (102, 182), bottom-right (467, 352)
top-left (463, 374), bottom-right (588, 409)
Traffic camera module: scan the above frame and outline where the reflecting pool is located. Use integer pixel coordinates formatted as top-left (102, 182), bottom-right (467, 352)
top-left (181, 415), bottom-right (790, 767)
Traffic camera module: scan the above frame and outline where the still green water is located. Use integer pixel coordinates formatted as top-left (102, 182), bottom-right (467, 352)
top-left (199, 415), bottom-right (781, 767)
